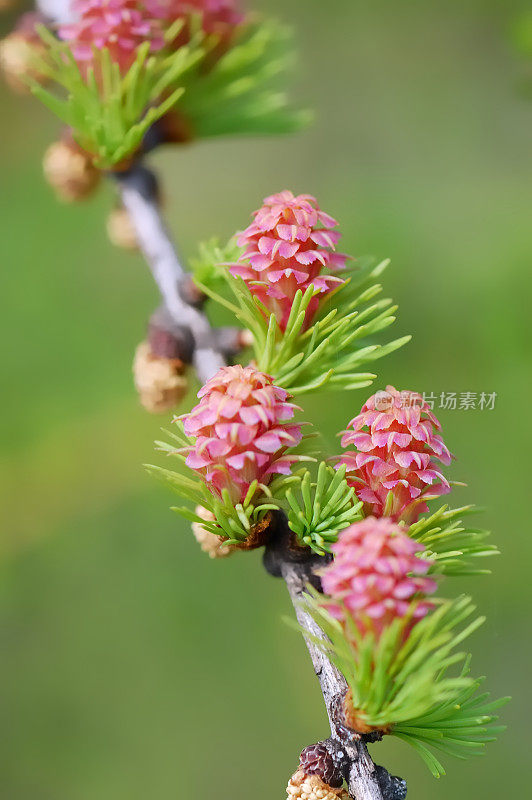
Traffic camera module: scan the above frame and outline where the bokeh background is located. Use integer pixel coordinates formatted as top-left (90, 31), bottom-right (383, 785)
top-left (1, 0), bottom-right (531, 797)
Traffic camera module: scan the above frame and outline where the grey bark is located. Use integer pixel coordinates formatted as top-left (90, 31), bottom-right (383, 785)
top-left (118, 172), bottom-right (226, 384)
top-left (281, 561), bottom-right (385, 800)
top-left (36, 0), bottom-right (75, 24)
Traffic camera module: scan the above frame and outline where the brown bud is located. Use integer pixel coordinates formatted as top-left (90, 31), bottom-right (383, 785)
top-left (341, 689), bottom-right (391, 736)
top-left (234, 511), bottom-right (275, 551)
top-left (299, 744), bottom-right (343, 788)
top-left (192, 506), bottom-right (237, 559)
top-left (0, 31), bottom-right (45, 94)
top-left (43, 138), bottom-right (100, 202)
top-left (287, 770), bottom-right (349, 800)
top-left (157, 109), bottom-right (194, 145)
top-left (148, 321), bottom-right (194, 364)
top-left (133, 341), bottom-right (188, 414)
top-left (106, 205), bottom-right (138, 251)
top-left (179, 275), bottom-right (206, 308)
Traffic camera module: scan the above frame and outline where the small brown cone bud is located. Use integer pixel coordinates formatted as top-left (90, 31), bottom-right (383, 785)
top-left (133, 341), bottom-right (188, 414)
top-left (179, 274), bottom-right (206, 308)
top-left (341, 689), bottom-right (391, 736)
top-left (0, 32), bottom-right (45, 94)
top-left (157, 109), bottom-right (194, 144)
top-left (299, 744), bottom-right (343, 788)
top-left (287, 770), bottom-right (349, 800)
top-left (106, 205), bottom-right (139, 251)
top-left (148, 321), bottom-right (194, 363)
top-left (192, 506), bottom-right (237, 559)
top-left (43, 139), bottom-right (100, 202)
top-left (234, 511), bottom-right (275, 551)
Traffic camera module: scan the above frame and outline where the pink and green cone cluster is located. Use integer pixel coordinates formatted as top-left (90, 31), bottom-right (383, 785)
top-left (60, 0), bottom-right (242, 75)
top-left (181, 365), bottom-right (302, 505)
top-left (59, 0), bottom-right (165, 75)
top-left (321, 517), bottom-right (437, 638)
top-left (336, 385), bottom-right (452, 524)
top-left (229, 190), bottom-right (348, 331)
top-left (145, 0), bottom-right (243, 38)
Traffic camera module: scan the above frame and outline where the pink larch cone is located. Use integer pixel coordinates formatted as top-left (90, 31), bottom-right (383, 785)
top-left (59, 0), bottom-right (164, 76)
top-left (181, 365), bottom-right (302, 505)
top-left (321, 517), bottom-right (437, 638)
top-left (145, 0), bottom-right (243, 38)
top-left (336, 386), bottom-right (452, 524)
top-left (229, 190), bottom-right (348, 331)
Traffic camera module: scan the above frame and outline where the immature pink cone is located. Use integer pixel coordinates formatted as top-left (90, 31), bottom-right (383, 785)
top-left (321, 517), bottom-right (437, 638)
top-left (145, 0), bottom-right (243, 40)
top-left (59, 0), bottom-right (164, 76)
top-left (181, 365), bottom-right (302, 505)
top-left (336, 386), bottom-right (452, 524)
top-left (229, 191), bottom-right (348, 331)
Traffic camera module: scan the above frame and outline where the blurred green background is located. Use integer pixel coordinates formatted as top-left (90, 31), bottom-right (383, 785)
top-left (1, 0), bottom-right (531, 797)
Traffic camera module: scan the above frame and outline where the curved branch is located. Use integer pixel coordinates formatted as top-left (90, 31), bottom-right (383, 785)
top-left (282, 561), bottom-right (385, 800)
top-left (264, 515), bottom-right (406, 800)
top-left (115, 165), bottom-right (227, 384)
top-left (36, 0), bottom-right (74, 25)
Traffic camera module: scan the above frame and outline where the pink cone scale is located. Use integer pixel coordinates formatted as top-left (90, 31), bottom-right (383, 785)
top-left (59, 0), bottom-right (165, 76)
top-left (181, 365), bottom-right (303, 504)
top-left (145, 0), bottom-right (243, 37)
top-left (336, 385), bottom-right (452, 524)
top-left (229, 190), bottom-right (348, 331)
top-left (321, 517), bottom-right (437, 638)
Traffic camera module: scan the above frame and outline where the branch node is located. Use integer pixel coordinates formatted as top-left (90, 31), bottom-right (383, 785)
top-left (374, 766), bottom-right (407, 800)
top-left (299, 739), bottom-right (346, 788)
